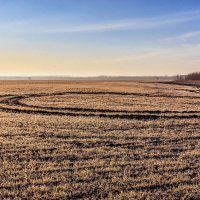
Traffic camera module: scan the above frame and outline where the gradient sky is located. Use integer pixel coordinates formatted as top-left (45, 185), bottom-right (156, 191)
top-left (1, 0), bottom-right (200, 76)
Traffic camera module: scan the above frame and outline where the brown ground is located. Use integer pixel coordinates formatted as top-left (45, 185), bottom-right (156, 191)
top-left (0, 81), bottom-right (200, 199)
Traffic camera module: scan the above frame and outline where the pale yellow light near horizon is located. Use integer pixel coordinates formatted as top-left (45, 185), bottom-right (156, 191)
top-left (1, 51), bottom-right (199, 76)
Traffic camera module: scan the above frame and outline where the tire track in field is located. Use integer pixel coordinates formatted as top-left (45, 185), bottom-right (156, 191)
top-left (0, 90), bottom-right (199, 120)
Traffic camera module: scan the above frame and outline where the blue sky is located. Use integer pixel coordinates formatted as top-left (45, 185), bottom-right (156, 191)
top-left (0, 0), bottom-right (200, 76)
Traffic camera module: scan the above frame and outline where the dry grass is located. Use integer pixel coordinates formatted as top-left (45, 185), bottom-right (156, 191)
top-left (0, 80), bottom-right (200, 199)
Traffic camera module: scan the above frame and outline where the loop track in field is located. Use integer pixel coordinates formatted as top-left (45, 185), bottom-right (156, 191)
top-left (0, 89), bottom-right (199, 120)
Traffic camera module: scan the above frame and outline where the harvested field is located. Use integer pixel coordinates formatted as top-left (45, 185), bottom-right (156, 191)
top-left (0, 81), bottom-right (200, 199)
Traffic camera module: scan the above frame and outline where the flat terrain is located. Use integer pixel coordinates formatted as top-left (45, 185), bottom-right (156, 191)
top-left (0, 81), bottom-right (200, 199)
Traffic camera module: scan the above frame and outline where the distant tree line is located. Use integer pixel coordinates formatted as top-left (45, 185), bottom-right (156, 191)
top-left (176, 72), bottom-right (200, 81)
top-left (185, 72), bottom-right (200, 80)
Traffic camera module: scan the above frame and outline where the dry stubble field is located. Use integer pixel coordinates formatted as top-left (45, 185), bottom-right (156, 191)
top-left (0, 80), bottom-right (200, 199)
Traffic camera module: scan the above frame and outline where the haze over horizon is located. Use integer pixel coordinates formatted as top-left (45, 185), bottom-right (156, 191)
top-left (0, 0), bottom-right (200, 76)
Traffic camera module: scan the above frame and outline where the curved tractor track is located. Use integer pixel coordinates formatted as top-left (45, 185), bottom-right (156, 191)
top-left (0, 88), bottom-right (200, 120)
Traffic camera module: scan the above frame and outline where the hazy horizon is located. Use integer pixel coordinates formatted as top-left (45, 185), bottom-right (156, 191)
top-left (1, 0), bottom-right (200, 76)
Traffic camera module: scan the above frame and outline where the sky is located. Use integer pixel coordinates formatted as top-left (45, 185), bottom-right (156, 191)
top-left (0, 0), bottom-right (200, 76)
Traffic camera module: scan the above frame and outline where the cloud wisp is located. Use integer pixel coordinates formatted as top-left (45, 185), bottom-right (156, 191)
top-left (94, 43), bottom-right (200, 63)
top-left (48, 10), bottom-right (200, 33)
top-left (161, 30), bottom-right (200, 43)
top-left (1, 10), bottom-right (200, 34)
